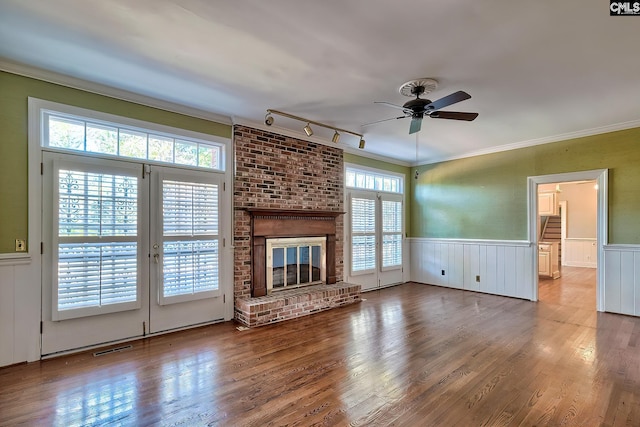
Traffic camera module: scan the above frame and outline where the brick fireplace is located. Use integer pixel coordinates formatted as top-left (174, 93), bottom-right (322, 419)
top-left (233, 126), bottom-right (360, 327)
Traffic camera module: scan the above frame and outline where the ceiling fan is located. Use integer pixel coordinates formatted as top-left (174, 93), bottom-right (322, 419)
top-left (369, 78), bottom-right (478, 134)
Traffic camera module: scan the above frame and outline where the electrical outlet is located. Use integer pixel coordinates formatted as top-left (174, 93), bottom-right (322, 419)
top-left (15, 239), bottom-right (26, 252)
top-left (441, 270), bottom-right (445, 276)
top-left (475, 275), bottom-right (480, 282)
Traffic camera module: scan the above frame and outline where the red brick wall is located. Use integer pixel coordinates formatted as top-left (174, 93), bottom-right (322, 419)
top-left (233, 125), bottom-right (344, 302)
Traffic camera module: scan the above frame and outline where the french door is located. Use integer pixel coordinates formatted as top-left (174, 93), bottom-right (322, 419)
top-left (345, 190), bottom-right (404, 291)
top-left (41, 152), bottom-right (227, 355)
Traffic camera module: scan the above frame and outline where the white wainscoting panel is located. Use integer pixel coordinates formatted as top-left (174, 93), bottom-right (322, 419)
top-left (409, 239), bottom-right (534, 300)
top-left (604, 245), bottom-right (640, 316)
top-left (0, 262), bottom-right (16, 366)
top-left (0, 255), bottom-right (40, 367)
top-left (564, 238), bottom-right (597, 268)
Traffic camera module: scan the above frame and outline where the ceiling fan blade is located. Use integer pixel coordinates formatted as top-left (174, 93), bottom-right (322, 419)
top-left (374, 101), bottom-right (407, 111)
top-left (429, 111), bottom-right (478, 121)
top-left (426, 91), bottom-right (471, 112)
top-left (362, 115), bottom-right (408, 127)
top-left (409, 117), bottom-right (422, 134)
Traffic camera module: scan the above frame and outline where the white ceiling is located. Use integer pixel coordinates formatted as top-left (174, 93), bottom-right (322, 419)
top-left (1, 0), bottom-right (640, 165)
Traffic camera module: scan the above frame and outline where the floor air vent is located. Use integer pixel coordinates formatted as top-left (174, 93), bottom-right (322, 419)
top-left (93, 344), bottom-right (133, 357)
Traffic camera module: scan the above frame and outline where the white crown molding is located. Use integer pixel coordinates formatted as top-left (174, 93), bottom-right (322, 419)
top-left (412, 119), bottom-right (640, 166)
top-left (233, 117), bottom-right (412, 167)
top-left (0, 59), bottom-right (232, 125)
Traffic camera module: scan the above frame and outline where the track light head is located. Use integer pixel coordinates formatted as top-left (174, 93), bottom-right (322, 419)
top-left (303, 123), bottom-right (313, 136)
top-left (265, 113), bottom-right (274, 126)
top-left (332, 131), bottom-right (340, 143)
top-left (358, 138), bottom-right (365, 149)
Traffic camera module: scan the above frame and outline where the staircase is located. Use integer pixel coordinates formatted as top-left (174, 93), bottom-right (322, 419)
top-left (541, 215), bottom-right (562, 262)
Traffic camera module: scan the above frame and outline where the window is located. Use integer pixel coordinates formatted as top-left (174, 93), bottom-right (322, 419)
top-left (159, 176), bottom-right (220, 304)
top-left (53, 160), bottom-right (142, 320)
top-left (36, 98), bottom-right (230, 323)
top-left (382, 200), bottom-right (402, 268)
top-left (346, 167), bottom-right (403, 193)
top-left (350, 196), bottom-right (377, 273)
top-left (345, 165), bottom-right (404, 288)
top-left (43, 111), bottom-right (225, 171)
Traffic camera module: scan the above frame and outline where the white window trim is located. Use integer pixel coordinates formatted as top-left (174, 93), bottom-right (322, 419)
top-left (29, 97), bottom-right (236, 326)
top-left (344, 163), bottom-right (406, 279)
top-left (345, 164), bottom-right (405, 194)
top-left (32, 97), bottom-right (228, 172)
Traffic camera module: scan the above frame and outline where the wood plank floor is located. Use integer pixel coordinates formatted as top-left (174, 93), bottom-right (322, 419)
top-left (2, 269), bottom-right (640, 426)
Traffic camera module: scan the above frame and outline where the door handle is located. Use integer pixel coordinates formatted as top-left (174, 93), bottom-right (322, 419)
top-left (153, 253), bottom-right (159, 264)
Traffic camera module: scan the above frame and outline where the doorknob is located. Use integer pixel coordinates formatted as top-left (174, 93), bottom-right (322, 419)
top-left (153, 253), bottom-right (159, 264)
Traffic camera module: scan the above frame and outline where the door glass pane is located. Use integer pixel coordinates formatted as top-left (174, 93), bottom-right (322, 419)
top-left (286, 247), bottom-right (297, 285)
top-left (382, 234), bottom-right (402, 267)
top-left (299, 246), bottom-right (310, 284)
top-left (351, 235), bottom-right (376, 271)
top-left (351, 197), bottom-right (376, 272)
top-left (163, 240), bottom-right (218, 296)
top-left (351, 198), bottom-right (375, 233)
top-left (56, 168), bottom-right (139, 314)
top-left (273, 247), bottom-right (284, 288)
top-left (311, 245), bottom-right (321, 282)
top-left (382, 200), bottom-right (402, 233)
top-left (161, 178), bottom-right (220, 300)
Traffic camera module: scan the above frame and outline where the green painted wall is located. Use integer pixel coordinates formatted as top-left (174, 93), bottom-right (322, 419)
top-left (343, 153), bottom-right (411, 236)
top-left (0, 71), bottom-right (231, 254)
top-left (411, 127), bottom-right (640, 243)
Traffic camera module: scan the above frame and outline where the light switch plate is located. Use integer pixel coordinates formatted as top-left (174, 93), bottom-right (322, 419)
top-left (15, 239), bottom-right (26, 252)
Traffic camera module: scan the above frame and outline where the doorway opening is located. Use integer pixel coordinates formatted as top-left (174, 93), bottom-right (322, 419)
top-left (537, 181), bottom-right (598, 310)
top-left (527, 170), bottom-right (608, 311)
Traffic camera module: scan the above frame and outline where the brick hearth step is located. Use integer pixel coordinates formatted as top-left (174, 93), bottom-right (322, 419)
top-left (235, 282), bottom-right (361, 328)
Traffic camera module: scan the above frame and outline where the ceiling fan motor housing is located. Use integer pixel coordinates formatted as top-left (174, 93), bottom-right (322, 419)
top-left (403, 97), bottom-right (431, 114)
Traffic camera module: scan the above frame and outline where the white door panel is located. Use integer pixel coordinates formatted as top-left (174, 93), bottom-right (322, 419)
top-left (345, 190), bottom-right (404, 291)
top-left (149, 167), bottom-right (226, 333)
top-left (41, 153), bottom-right (149, 355)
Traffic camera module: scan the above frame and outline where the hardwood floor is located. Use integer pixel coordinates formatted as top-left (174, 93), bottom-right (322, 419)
top-left (2, 276), bottom-right (640, 426)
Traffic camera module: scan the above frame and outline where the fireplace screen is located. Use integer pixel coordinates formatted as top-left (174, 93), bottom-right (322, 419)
top-left (266, 237), bottom-right (326, 291)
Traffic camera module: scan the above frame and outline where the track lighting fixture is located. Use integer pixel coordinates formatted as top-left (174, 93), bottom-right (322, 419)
top-left (332, 131), bottom-right (340, 143)
top-left (303, 123), bottom-right (313, 136)
top-left (265, 109), bottom-right (365, 149)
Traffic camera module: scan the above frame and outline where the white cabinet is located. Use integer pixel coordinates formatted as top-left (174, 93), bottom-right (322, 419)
top-left (538, 242), bottom-right (560, 279)
top-left (538, 192), bottom-right (559, 216)
top-left (538, 251), bottom-right (550, 276)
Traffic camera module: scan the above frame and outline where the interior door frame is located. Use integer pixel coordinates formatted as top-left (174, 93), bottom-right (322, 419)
top-left (559, 200), bottom-right (567, 266)
top-left (527, 169), bottom-right (608, 311)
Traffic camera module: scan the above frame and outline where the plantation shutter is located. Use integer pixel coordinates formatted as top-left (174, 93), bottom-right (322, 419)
top-left (381, 199), bottom-right (402, 268)
top-left (159, 177), bottom-right (220, 304)
top-left (54, 162), bottom-right (141, 320)
top-left (350, 195), bottom-right (376, 273)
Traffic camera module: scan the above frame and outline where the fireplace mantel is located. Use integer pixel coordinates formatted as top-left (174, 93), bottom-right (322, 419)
top-left (247, 208), bottom-right (344, 297)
